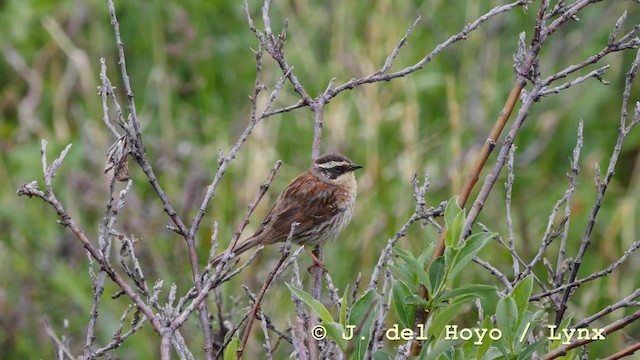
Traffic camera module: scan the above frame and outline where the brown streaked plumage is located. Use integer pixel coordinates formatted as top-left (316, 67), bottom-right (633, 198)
top-left (211, 152), bottom-right (362, 266)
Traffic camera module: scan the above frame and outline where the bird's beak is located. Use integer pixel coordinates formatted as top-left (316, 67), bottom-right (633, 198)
top-left (349, 164), bottom-right (363, 171)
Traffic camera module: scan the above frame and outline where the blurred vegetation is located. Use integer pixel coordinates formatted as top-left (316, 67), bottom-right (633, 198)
top-left (1, 0), bottom-right (639, 358)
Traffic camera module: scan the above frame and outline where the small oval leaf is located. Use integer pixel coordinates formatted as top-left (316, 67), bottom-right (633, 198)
top-left (286, 283), bottom-right (334, 323)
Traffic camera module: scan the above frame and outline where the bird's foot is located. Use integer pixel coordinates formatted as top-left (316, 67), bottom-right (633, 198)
top-left (304, 245), bottom-right (328, 274)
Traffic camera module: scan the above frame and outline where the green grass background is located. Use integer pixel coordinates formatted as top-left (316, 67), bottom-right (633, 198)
top-left (1, 0), bottom-right (639, 358)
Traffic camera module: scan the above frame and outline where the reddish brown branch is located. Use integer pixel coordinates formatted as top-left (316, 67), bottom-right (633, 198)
top-left (601, 342), bottom-right (640, 360)
top-left (236, 223), bottom-right (297, 359)
top-left (410, 59), bottom-right (527, 358)
top-left (541, 309), bottom-right (640, 359)
top-left (411, 0), bottom-right (560, 354)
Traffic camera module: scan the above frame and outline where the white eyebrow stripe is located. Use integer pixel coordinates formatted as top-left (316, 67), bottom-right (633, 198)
top-left (316, 160), bottom-right (349, 169)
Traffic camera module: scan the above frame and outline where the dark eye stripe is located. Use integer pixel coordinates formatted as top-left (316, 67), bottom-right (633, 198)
top-left (322, 166), bottom-right (345, 179)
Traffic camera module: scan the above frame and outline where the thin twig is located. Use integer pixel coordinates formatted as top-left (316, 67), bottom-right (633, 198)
top-left (43, 319), bottom-right (75, 360)
top-left (367, 170), bottom-right (440, 291)
top-left (93, 309), bottom-right (147, 357)
top-left (17, 142), bottom-right (162, 332)
top-left (531, 241), bottom-right (640, 302)
top-left (328, 0), bottom-right (531, 98)
top-left (98, 58), bottom-right (122, 138)
top-left (600, 342), bottom-right (640, 360)
top-left (574, 288), bottom-right (640, 329)
top-left (473, 257), bottom-right (513, 292)
top-left (556, 46), bottom-right (640, 326)
top-left (260, 313), bottom-right (274, 360)
top-left (412, 0), bottom-right (631, 353)
top-left (519, 188), bottom-right (571, 281)
top-left (209, 160), bottom-right (282, 272)
top-left (104, 1), bottom-right (214, 354)
top-left (505, 145), bottom-right (519, 275)
top-left (541, 308), bottom-right (640, 359)
top-left (236, 222), bottom-right (298, 359)
top-left (171, 160), bottom-right (285, 331)
top-left (554, 121), bottom-right (583, 287)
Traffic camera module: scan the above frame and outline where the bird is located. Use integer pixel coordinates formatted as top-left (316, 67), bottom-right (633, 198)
top-left (211, 152), bottom-right (362, 269)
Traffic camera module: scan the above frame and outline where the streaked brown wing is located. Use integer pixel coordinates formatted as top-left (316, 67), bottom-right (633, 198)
top-left (257, 175), bottom-right (340, 244)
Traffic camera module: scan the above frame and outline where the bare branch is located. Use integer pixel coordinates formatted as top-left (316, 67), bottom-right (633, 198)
top-left (260, 313), bottom-right (274, 360)
top-left (103, 2), bottom-right (215, 353)
top-left (473, 257), bottom-right (513, 292)
top-left (556, 46), bottom-right (640, 326)
top-left (367, 170), bottom-right (443, 291)
top-left (542, 308), bottom-right (640, 359)
top-left (236, 222), bottom-right (298, 359)
top-left (609, 11), bottom-right (627, 44)
top-left (18, 141), bottom-right (163, 333)
top-left (378, 16), bottom-right (422, 74)
top-left (93, 307), bottom-right (147, 357)
top-left (261, 100), bottom-right (306, 118)
top-left (539, 65), bottom-right (610, 97)
top-left (531, 241), bottom-right (640, 301)
top-left (328, 0), bottom-right (530, 98)
top-left (210, 160), bottom-right (283, 272)
top-left (43, 319), bottom-right (74, 360)
top-left (543, 26), bottom-right (640, 87)
top-left (555, 121), bottom-right (583, 287)
top-left (505, 145), bottom-right (519, 275)
top-left (98, 58), bottom-right (123, 138)
top-left (519, 187), bottom-right (571, 281)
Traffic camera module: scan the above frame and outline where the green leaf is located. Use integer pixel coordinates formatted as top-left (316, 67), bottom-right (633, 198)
top-left (393, 248), bottom-right (431, 293)
top-left (392, 247), bottom-right (412, 258)
top-left (559, 312), bottom-right (574, 330)
top-left (349, 291), bottom-right (379, 326)
top-left (516, 338), bottom-right (546, 360)
top-left (392, 280), bottom-right (416, 329)
top-left (435, 284), bottom-right (497, 304)
top-left (444, 246), bottom-right (456, 269)
top-left (449, 231), bottom-right (495, 279)
top-left (429, 296), bottom-right (475, 339)
top-left (549, 313), bottom-right (575, 351)
top-left (286, 283), bottom-right (334, 323)
top-left (403, 294), bottom-right (429, 307)
top-left (446, 293), bottom-right (487, 307)
top-left (476, 316), bottom-right (493, 359)
top-left (373, 351), bottom-right (394, 360)
top-left (348, 289), bottom-right (380, 360)
top-left (444, 196), bottom-right (463, 230)
top-left (449, 210), bottom-right (466, 248)
top-left (340, 285), bottom-right (349, 326)
top-left (388, 264), bottom-right (417, 292)
top-left (460, 333), bottom-right (478, 359)
top-left (513, 310), bottom-right (544, 352)
top-left (493, 338), bottom-right (511, 358)
top-left (420, 337), bottom-right (464, 360)
top-left (418, 241), bottom-right (436, 268)
top-left (223, 337), bottom-right (239, 360)
top-left (323, 322), bottom-right (348, 351)
top-left (511, 275), bottom-right (533, 328)
top-left (496, 296), bottom-right (518, 345)
top-left (482, 347), bottom-right (506, 360)
top-left (452, 348), bottom-right (465, 360)
top-left (429, 256), bottom-right (446, 295)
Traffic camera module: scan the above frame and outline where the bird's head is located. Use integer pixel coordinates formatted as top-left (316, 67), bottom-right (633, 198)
top-left (312, 152), bottom-right (363, 186)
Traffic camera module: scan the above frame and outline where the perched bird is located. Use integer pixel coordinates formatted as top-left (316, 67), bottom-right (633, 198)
top-left (211, 152), bottom-right (362, 269)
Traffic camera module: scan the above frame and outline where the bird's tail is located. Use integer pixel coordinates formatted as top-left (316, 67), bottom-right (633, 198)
top-left (210, 236), bottom-right (262, 266)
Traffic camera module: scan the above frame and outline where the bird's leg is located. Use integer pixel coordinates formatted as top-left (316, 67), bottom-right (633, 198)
top-left (304, 245), bottom-right (327, 273)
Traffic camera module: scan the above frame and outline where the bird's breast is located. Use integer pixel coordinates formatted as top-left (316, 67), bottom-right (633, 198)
top-left (334, 178), bottom-right (357, 210)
